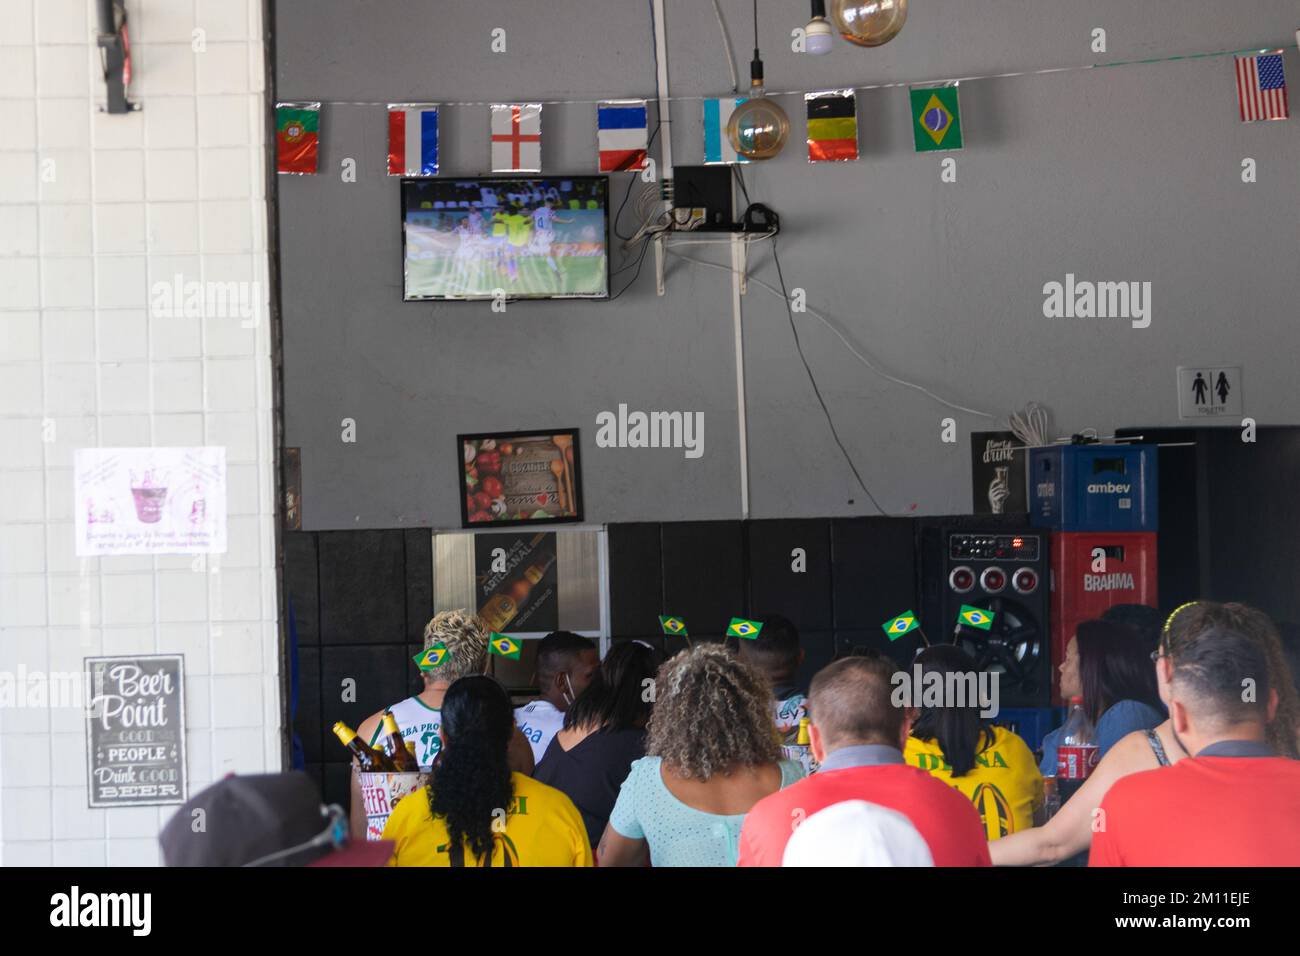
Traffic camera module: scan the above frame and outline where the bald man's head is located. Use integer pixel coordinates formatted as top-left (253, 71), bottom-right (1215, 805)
top-left (809, 654), bottom-right (905, 750)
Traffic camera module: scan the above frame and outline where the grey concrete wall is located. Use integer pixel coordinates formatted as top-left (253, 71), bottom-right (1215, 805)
top-left (275, 0), bottom-right (1300, 530)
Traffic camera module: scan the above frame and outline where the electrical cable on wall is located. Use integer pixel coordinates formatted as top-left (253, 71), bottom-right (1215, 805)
top-left (1007, 402), bottom-right (1053, 447)
top-left (664, 248), bottom-right (997, 420)
top-left (612, 121), bottom-right (663, 241)
top-left (770, 240), bottom-right (890, 516)
top-left (710, 0), bottom-right (740, 93)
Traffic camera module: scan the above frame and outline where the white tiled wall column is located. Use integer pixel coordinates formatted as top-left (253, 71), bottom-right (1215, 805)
top-left (0, 0), bottom-right (280, 866)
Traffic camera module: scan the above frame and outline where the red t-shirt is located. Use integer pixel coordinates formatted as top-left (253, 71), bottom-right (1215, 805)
top-left (1090, 756), bottom-right (1300, 866)
top-left (737, 764), bottom-right (993, 867)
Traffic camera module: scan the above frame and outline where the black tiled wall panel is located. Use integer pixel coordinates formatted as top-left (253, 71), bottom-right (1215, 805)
top-left (660, 521), bottom-right (746, 636)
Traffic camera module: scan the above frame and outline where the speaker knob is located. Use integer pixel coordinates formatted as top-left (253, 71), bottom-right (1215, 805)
top-left (949, 566), bottom-right (975, 593)
top-left (1012, 568), bottom-right (1039, 594)
top-left (980, 567), bottom-right (1007, 593)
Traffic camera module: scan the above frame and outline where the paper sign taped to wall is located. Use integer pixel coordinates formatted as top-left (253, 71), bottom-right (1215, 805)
top-left (74, 447), bottom-right (228, 556)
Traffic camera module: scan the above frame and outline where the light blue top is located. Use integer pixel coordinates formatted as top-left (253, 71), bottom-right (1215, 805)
top-left (1039, 699), bottom-right (1166, 776)
top-left (608, 756), bottom-right (805, 867)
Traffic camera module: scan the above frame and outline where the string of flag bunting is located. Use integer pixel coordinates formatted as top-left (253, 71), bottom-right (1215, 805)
top-left (275, 43), bottom-right (1292, 176)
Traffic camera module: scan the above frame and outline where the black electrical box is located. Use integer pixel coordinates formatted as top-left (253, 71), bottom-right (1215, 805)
top-left (671, 165), bottom-right (736, 231)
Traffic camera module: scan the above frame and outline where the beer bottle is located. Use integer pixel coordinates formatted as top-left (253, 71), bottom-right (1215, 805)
top-left (794, 717), bottom-right (818, 775)
top-left (478, 592), bottom-right (518, 633)
top-left (405, 741), bottom-right (419, 767)
top-left (381, 712), bottom-right (419, 771)
top-left (332, 721), bottom-right (396, 772)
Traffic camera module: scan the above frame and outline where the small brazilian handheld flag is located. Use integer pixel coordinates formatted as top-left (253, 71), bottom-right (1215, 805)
top-left (910, 85), bottom-right (962, 152)
top-left (659, 616), bottom-right (688, 637)
top-left (489, 632), bottom-right (522, 660)
top-left (412, 643), bottom-right (449, 671)
top-left (727, 617), bottom-right (763, 639)
top-left (882, 611), bottom-right (920, 641)
top-left (958, 605), bottom-right (994, 631)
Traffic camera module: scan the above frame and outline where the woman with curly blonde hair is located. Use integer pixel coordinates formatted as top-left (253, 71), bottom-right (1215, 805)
top-left (990, 600), bottom-right (1300, 866)
top-left (598, 644), bottom-right (804, 866)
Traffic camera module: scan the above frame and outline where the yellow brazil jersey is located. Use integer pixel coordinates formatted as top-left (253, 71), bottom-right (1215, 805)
top-left (501, 213), bottom-right (532, 247)
top-left (381, 772), bottom-right (593, 867)
top-left (904, 725), bottom-right (1044, 839)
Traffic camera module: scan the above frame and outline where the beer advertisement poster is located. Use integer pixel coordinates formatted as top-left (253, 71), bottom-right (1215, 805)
top-left (970, 431), bottom-right (1029, 515)
top-left (85, 655), bottom-right (187, 808)
top-left (474, 531), bottom-right (559, 634)
top-left (459, 429), bottom-right (583, 528)
top-left (74, 446), bottom-right (228, 556)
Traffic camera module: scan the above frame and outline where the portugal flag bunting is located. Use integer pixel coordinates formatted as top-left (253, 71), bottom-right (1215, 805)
top-left (276, 102), bottom-right (320, 174)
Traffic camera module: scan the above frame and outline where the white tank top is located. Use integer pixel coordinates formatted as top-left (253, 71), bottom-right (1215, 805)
top-left (514, 699), bottom-right (565, 765)
top-left (370, 695), bottom-right (442, 771)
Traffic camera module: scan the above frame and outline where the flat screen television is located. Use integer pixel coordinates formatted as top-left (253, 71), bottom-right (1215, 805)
top-left (402, 176), bottom-right (610, 301)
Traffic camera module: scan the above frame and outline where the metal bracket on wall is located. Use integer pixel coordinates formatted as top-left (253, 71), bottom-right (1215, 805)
top-left (649, 230), bottom-right (752, 517)
top-left (653, 232), bottom-right (750, 297)
top-left (655, 234), bottom-right (665, 296)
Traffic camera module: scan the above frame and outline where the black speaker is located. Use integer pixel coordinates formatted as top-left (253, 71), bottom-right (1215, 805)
top-left (918, 518), bottom-right (1051, 707)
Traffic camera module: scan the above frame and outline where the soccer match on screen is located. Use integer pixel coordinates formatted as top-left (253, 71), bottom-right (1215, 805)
top-left (402, 177), bottom-right (610, 300)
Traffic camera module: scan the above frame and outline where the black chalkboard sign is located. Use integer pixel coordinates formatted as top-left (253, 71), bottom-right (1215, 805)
top-left (85, 655), bottom-right (187, 808)
top-left (970, 431), bottom-right (1029, 515)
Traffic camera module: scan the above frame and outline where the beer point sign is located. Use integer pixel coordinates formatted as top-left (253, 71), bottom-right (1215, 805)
top-left (85, 655), bottom-right (187, 808)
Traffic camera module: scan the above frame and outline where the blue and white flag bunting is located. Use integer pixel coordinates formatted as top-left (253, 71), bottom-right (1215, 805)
top-left (703, 97), bottom-right (750, 165)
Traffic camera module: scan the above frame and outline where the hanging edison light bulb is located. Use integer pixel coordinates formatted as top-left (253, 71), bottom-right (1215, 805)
top-left (831, 0), bottom-right (908, 48)
top-left (726, 63), bottom-right (789, 160)
top-left (726, 1), bottom-right (789, 160)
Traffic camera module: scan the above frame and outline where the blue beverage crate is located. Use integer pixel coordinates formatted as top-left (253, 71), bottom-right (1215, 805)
top-left (1028, 444), bottom-right (1158, 531)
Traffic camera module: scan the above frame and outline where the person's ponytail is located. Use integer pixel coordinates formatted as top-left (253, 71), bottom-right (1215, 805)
top-left (428, 676), bottom-right (515, 862)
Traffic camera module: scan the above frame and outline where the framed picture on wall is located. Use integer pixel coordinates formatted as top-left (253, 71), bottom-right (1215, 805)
top-left (458, 429), bottom-right (583, 528)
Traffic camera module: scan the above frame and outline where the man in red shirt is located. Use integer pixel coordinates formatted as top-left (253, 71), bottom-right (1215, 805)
top-left (738, 654), bottom-right (991, 867)
top-left (1091, 624), bottom-right (1300, 866)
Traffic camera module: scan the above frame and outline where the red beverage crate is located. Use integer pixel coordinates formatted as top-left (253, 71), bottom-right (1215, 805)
top-left (1049, 531), bottom-right (1158, 704)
